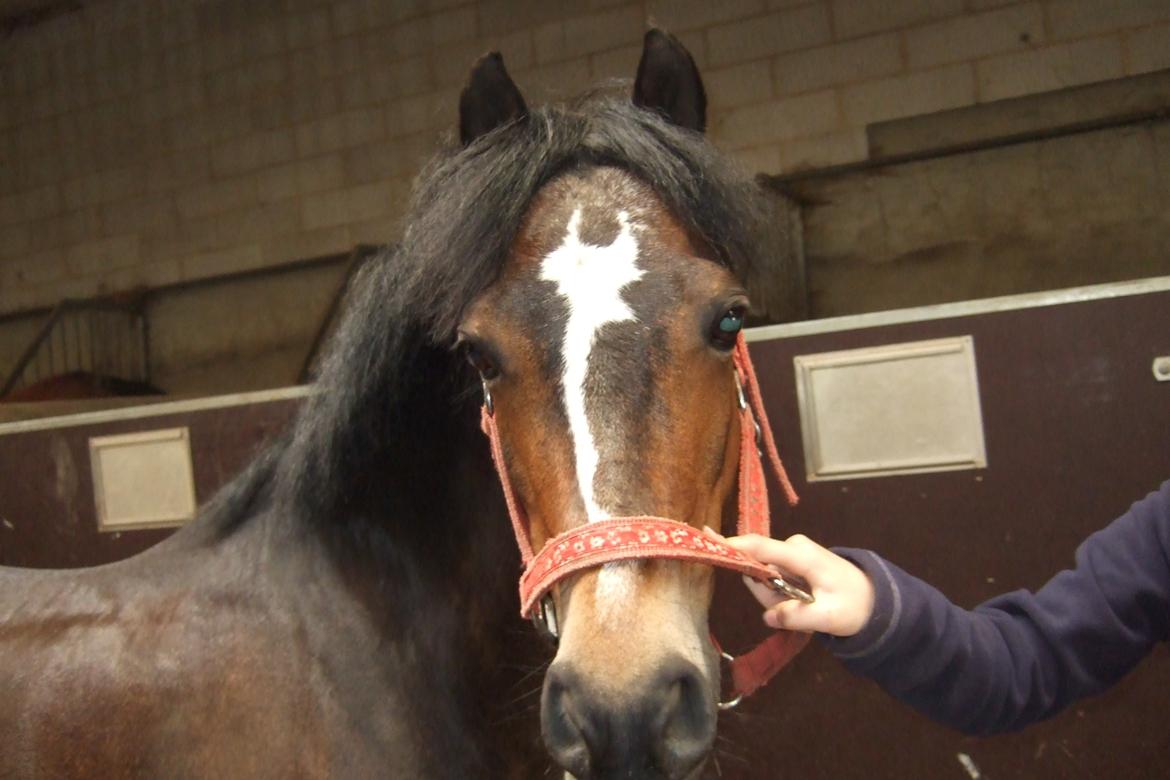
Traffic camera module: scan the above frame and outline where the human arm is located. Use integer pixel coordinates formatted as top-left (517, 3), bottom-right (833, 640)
top-left (720, 480), bottom-right (1170, 735)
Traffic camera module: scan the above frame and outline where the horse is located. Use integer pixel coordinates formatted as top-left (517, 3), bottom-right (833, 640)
top-left (0, 30), bottom-right (799, 779)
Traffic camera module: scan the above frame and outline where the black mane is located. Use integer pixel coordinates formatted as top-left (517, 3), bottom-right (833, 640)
top-left (208, 91), bottom-right (790, 530)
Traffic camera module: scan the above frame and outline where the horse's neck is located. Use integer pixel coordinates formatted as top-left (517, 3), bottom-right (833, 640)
top-left (277, 441), bottom-right (544, 777)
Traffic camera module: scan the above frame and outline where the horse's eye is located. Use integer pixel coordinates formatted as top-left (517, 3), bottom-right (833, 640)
top-left (711, 306), bottom-right (746, 349)
top-left (463, 342), bottom-right (499, 380)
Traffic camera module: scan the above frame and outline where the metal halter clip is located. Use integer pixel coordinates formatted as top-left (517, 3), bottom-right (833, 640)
top-left (734, 371), bottom-right (748, 411)
top-left (717, 651), bottom-right (743, 711)
top-left (532, 593), bottom-right (559, 642)
top-left (733, 371), bottom-right (762, 447)
top-left (482, 378), bottom-right (494, 416)
top-left (767, 573), bottom-right (815, 604)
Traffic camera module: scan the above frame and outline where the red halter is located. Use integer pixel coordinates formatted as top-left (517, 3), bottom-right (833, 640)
top-left (480, 333), bottom-right (810, 706)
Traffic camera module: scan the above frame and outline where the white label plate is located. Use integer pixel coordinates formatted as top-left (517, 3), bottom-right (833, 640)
top-left (794, 336), bottom-right (987, 480)
top-left (89, 427), bottom-right (197, 531)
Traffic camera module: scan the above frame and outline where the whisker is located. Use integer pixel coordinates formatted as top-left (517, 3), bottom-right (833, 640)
top-left (711, 730), bottom-right (752, 769)
top-left (492, 704), bottom-right (542, 726)
top-left (504, 660), bottom-right (551, 689)
top-left (496, 683), bottom-right (545, 712)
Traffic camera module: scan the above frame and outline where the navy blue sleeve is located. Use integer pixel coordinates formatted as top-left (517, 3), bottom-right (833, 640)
top-left (818, 480), bottom-right (1170, 735)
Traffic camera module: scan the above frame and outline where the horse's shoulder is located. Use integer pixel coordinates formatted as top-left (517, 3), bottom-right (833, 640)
top-left (0, 559), bottom-right (336, 778)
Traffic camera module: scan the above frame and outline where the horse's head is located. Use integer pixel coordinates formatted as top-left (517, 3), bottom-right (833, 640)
top-left (456, 31), bottom-right (764, 780)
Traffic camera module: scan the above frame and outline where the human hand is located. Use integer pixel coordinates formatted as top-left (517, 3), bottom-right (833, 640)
top-left (706, 530), bottom-right (875, 637)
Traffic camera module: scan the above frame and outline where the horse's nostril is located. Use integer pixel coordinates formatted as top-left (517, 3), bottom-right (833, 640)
top-left (654, 660), bottom-right (715, 776)
top-left (541, 658), bottom-right (715, 779)
top-left (542, 665), bottom-right (591, 778)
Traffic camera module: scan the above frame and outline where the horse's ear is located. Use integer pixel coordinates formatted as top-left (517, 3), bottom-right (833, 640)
top-left (459, 52), bottom-right (527, 145)
top-left (632, 29), bottom-right (707, 133)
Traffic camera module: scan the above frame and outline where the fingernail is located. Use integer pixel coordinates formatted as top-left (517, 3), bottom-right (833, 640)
top-left (702, 526), bottom-right (721, 539)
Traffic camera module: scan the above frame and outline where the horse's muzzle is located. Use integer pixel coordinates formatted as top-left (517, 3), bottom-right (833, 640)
top-left (541, 655), bottom-right (715, 780)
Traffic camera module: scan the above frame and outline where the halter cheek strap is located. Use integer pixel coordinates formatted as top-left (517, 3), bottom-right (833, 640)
top-left (733, 334), bottom-right (799, 536)
top-left (479, 333), bottom-right (810, 705)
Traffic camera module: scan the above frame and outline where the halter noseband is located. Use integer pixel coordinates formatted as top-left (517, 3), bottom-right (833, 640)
top-left (479, 333), bottom-right (811, 707)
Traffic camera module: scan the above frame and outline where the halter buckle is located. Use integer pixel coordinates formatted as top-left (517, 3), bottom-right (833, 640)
top-left (734, 371), bottom-right (748, 411)
top-left (734, 371), bottom-right (762, 447)
top-left (532, 593), bottom-right (559, 642)
top-left (482, 378), bottom-right (494, 416)
top-left (717, 651), bottom-right (743, 711)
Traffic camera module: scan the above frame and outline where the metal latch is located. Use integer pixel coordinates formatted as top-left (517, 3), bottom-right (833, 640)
top-left (1154, 356), bottom-right (1170, 383)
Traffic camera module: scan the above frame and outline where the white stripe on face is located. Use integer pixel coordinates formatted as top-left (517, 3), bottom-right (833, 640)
top-left (540, 208), bottom-right (644, 620)
top-left (540, 207), bottom-right (644, 521)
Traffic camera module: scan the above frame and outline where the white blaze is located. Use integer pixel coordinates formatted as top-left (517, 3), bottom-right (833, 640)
top-left (540, 208), bottom-right (643, 617)
top-left (540, 207), bottom-right (643, 521)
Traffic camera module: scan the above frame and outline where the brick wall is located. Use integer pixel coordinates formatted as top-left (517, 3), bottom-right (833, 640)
top-left (1, 0), bottom-right (1169, 318)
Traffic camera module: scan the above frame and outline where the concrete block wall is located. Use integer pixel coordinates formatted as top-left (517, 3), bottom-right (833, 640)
top-left (795, 119), bottom-right (1170, 316)
top-left (1, 0), bottom-right (1169, 321)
